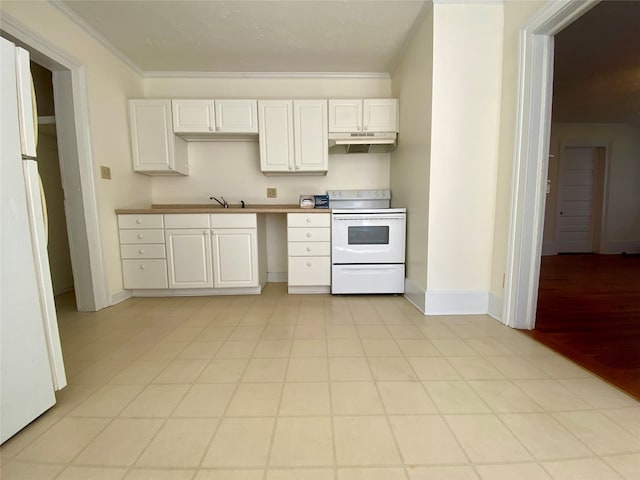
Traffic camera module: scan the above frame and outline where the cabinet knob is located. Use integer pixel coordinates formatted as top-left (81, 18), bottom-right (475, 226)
top-left (136, 219), bottom-right (142, 224)
top-left (364, 125), bottom-right (369, 131)
top-left (138, 249), bottom-right (145, 254)
top-left (137, 234), bottom-right (144, 239)
top-left (306, 217), bottom-right (311, 223)
top-left (139, 264), bottom-right (146, 270)
top-left (307, 262), bottom-right (312, 267)
top-left (295, 165), bottom-right (300, 170)
top-left (306, 233), bottom-right (312, 238)
top-left (306, 247), bottom-right (311, 252)
top-left (357, 125), bottom-right (361, 131)
top-left (209, 126), bottom-right (214, 131)
top-left (215, 126), bottom-right (220, 132)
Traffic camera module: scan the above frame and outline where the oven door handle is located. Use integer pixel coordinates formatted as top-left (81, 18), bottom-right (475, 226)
top-left (334, 265), bottom-right (400, 271)
top-left (332, 216), bottom-right (405, 221)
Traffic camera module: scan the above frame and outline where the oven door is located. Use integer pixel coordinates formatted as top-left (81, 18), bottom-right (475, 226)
top-left (332, 211), bottom-right (406, 264)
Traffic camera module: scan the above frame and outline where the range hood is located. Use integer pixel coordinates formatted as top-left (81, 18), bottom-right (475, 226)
top-left (328, 132), bottom-right (397, 154)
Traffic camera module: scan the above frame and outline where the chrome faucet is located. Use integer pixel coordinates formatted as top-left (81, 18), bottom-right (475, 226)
top-left (209, 196), bottom-right (228, 208)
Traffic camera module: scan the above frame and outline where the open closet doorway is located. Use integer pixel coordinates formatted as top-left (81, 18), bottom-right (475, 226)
top-left (1, 19), bottom-right (109, 312)
top-left (31, 63), bottom-right (75, 300)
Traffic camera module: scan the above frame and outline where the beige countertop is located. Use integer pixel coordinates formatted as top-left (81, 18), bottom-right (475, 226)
top-left (115, 204), bottom-right (332, 214)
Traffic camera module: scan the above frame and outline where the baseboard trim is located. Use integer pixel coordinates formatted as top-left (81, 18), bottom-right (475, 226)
top-left (604, 241), bottom-right (640, 254)
top-left (288, 286), bottom-right (330, 294)
top-left (267, 272), bottom-right (288, 283)
top-left (404, 277), bottom-right (426, 314)
top-left (110, 289), bottom-right (132, 305)
top-left (130, 287), bottom-right (262, 297)
top-left (425, 290), bottom-right (489, 315)
top-left (487, 291), bottom-right (505, 324)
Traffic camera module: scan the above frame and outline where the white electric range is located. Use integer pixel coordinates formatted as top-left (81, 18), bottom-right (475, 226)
top-left (327, 190), bottom-right (406, 294)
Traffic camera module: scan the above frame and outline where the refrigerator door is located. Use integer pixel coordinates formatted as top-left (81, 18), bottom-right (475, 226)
top-left (1, 37), bottom-right (57, 444)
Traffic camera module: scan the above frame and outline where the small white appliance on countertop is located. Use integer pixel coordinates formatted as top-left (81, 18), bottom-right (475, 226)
top-left (328, 190), bottom-right (406, 294)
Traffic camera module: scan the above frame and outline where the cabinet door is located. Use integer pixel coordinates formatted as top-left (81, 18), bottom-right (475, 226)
top-left (294, 100), bottom-right (328, 172)
top-left (165, 229), bottom-right (213, 288)
top-left (363, 99), bottom-right (398, 132)
top-left (211, 229), bottom-right (258, 288)
top-left (129, 100), bottom-right (182, 173)
top-left (215, 100), bottom-right (258, 133)
top-left (171, 99), bottom-right (215, 133)
top-left (258, 100), bottom-right (294, 172)
top-left (328, 99), bottom-right (362, 132)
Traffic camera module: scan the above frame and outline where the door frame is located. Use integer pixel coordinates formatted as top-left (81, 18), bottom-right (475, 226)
top-left (1, 14), bottom-right (109, 311)
top-left (503, 0), bottom-right (600, 329)
top-left (552, 142), bottom-right (609, 255)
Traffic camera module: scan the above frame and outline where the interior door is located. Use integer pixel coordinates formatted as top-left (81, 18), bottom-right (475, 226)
top-left (556, 146), bottom-right (601, 253)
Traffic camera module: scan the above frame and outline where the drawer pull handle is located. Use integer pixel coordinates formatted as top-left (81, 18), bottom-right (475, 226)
top-left (306, 247), bottom-right (311, 252)
top-left (306, 233), bottom-right (312, 238)
top-left (307, 262), bottom-right (312, 267)
top-left (136, 219), bottom-right (142, 224)
top-left (138, 249), bottom-right (145, 254)
top-left (139, 264), bottom-right (146, 270)
top-left (137, 234), bottom-right (144, 239)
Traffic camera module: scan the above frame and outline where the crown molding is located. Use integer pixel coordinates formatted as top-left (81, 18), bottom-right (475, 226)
top-left (432, 0), bottom-right (503, 4)
top-left (49, 0), bottom-right (143, 76)
top-left (143, 71), bottom-right (392, 80)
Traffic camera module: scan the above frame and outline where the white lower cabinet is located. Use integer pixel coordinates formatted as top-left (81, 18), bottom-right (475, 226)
top-left (118, 214), bottom-right (168, 289)
top-left (165, 229), bottom-right (213, 288)
top-left (212, 228), bottom-right (258, 287)
top-left (211, 214), bottom-right (258, 288)
top-left (287, 213), bottom-right (331, 292)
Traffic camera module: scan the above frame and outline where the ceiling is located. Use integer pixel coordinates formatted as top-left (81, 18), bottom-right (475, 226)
top-left (552, 0), bottom-right (640, 124)
top-left (55, 0), bottom-right (638, 123)
top-left (57, 0), bottom-right (428, 74)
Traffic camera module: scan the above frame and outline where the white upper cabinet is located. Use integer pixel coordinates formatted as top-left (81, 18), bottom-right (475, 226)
top-left (258, 99), bottom-right (328, 174)
top-left (294, 100), bottom-right (328, 172)
top-left (329, 99), bottom-right (398, 133)
top-left (172, 99), bottom-right (215, 133)
top-left (172, 99), bottom-right (258, 135)
top-left (129, 99), bottom-right (189, 175)
top-left (215, 100), bottom-right (258, 133)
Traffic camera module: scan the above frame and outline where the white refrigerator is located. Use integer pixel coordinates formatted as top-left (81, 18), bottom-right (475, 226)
top-left (1, 37), bottom-right (67, 444)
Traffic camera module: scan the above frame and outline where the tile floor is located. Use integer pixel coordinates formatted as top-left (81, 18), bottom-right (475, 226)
top-left (1, 283), bottom-right (638, 480)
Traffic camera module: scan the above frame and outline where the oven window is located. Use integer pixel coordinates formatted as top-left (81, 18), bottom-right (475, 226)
top-left (348, 226), bottom-right (389, 245)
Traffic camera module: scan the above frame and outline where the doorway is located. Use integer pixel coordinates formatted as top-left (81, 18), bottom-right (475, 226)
top-left (31, 62), bottom-right (75, 297)
top-left (1, 18), bottom-right (109, 312)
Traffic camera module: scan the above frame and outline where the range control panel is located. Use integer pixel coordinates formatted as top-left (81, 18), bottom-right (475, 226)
top-left (327, 189), bottom-right (391, 200)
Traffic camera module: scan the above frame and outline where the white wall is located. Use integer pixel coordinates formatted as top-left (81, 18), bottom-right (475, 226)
top-left (1, 1), bottom-right (147, 299)
top-left (145, 76), bottom-right (392, 277)
top-left (390, 5), bottom-right (433, 312)
top-left (544, 123), bottom-right (640, 254)
top-left (426, 2), bottom-right (503, 313)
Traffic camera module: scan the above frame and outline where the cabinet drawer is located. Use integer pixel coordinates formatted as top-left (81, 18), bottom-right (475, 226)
top-left (288, 241), bottom-right (330, 257)
top-left (120, 244), bottom-right (166, 259)
top-left (118, 214), bottom-right (164, 229)
top-left (119, 229), bottom-right (165, 244)
top-left (287, 227), bottom-right (330, 242)
top-left (288, 257), bottom-right (330, 286)
top-left (122, 259), bottom-right (168, 289)
top-left (164, 214), bottom-right (210, 228)
top-left (211, 214), bottom-right (257, 229)
top-left (288, 213), bottom-right (330, 228)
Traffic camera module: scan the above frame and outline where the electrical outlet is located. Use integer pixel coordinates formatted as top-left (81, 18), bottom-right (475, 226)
top-left (267, 187), bottom-right (277, 198)
top-left (100, 165), bottom-right (111, 180)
